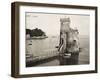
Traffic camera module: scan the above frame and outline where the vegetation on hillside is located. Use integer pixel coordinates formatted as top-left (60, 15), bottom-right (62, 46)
top-left (26, 28), bottom-right (46, 37)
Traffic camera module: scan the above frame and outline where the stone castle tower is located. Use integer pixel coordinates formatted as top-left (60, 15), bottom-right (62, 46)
top-left (60, 17), bottom-right (70, 33)
top-left (59, 17), bottom-right (79, 53)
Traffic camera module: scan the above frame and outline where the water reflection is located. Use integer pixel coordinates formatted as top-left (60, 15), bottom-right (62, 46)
top-left (59, 53), bottom-right (79, 65)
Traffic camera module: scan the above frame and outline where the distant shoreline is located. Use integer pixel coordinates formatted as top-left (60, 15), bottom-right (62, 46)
top-left (26, 36), bottom-right (48, 40)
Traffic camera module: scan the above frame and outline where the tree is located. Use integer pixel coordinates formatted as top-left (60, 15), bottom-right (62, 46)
top-left (26, 29), bottom-right (31, 34)
top-left (26, 28), bottom-right (46, 37)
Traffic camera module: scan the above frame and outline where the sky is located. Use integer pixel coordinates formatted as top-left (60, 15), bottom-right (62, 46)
top-left (26, 12), bottom-right (90, 36)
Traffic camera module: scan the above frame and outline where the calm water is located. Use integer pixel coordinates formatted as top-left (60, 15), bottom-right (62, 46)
top-left (26, 36), bottom-right (59, 57)
top-left (78, 35), bottom-right (90, 64)
top-left (26, 35), bottom-right (89, 66)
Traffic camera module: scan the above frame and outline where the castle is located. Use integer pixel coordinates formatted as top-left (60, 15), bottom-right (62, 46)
top-left (59, 17), bottom-right (79, 54)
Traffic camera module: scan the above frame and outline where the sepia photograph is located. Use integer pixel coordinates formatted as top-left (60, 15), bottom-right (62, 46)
top-left (25, 12), bottom-right (90, 67)
top-left (11, 2), bottom-right (97, 77)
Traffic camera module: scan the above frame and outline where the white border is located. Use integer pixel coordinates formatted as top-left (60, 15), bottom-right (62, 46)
top-left (19, 6), bottom-right (95, 75)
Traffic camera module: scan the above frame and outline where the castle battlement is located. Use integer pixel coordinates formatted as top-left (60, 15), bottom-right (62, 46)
top-left (60, 17), bottom-right (70, 22)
